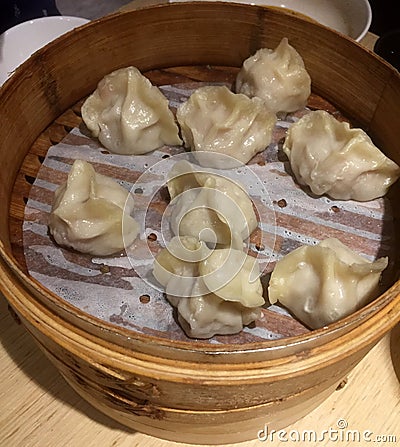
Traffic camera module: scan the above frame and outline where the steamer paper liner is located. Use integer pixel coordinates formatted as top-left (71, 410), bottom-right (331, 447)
top-left (22, 82), bottom-right (395, 343)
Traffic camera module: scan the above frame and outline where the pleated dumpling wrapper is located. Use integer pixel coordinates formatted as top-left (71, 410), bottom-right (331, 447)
top-left (176, 85), bottom-right (276, 168)
top-left (81, 66), bottom-right (182, 155)
top-left (49, 160), bottom-right (139, 256)
top-left (167, 160), bottom-right (257, 246)
top-left (283, 110), bottom-right (400, 201)
top-left (153, 236), bottom-right (264, 338)
top-left (268, 238), bottom-right (388, 329)
top-left (236, 37), bottom-right (311, 113)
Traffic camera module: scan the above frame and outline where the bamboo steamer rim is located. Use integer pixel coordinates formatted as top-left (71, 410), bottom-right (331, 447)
top-left (0, 2), bottom-right (400, 367)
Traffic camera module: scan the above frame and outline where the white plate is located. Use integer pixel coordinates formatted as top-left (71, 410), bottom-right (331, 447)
top-left (0, 16), bottom-right (89, 86)
top-left (170, 0), bottom-right (372, 42)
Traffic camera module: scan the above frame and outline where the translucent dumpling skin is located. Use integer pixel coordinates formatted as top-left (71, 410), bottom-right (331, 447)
top-left (176, 85), bottom-right (276, 168)
top-left (49, 160), bottom-right (139, 256)
top-left (268, 238), bottom-right (388, 329)
top-left (153, 236), bottom-right (264, 338)
top-left (81, 66), bottom-right (182, 155)
top-left (168, 291), bottom-right (262, 339)
top-left (236, 38), bottom-right (311, 113)
top-left (199, 248), bottom-right (264, 308)
top-left (167, 160), bottom-right (258, 246)
top-left (283, 110), bottom-right (400, 201)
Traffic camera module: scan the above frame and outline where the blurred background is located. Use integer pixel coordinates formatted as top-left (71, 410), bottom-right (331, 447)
top-left (55, 0), bottom-right (132, 20)
top-left (0, 1), bottom-right (397, 36)
top-left (57, 0), bottom-right (398, 36)
top-left (0, 0), bottom-right (131, 33)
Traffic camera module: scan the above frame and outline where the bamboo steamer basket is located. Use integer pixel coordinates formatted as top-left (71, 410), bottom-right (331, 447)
top-left (1, 2), bottom-right (400, 444)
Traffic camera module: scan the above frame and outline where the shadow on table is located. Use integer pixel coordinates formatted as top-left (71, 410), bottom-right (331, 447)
top-left (0, 294), bottom-right (135, 434)
top-left (390, 323), bottom-right (400, 384)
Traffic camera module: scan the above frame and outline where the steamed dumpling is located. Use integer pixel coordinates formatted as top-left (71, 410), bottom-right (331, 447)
top-left (268, 238), bottom-right (388, 329)
top-left (283, 110), bottom-right (400, 201)
top-left (167, 160), bottom-right (258, 246)
top-left (176, 85), bottom-right (276, 168)
top-left (168, 290), bottom-right (262, 339)
top-left (81, 66), bottom-right (182, 155)
top-left (236, 38), bottom-right (311, 113)
top-left (153, 236), bottom-right (264, 338)
top-left (153, 236), bottom-right (264, 307)
top-left (152, 236), bottom-right (209, 296)
top-left (199, 248), bottom-right (264, 307)
top-left (49, 160), bottom-right (139, 256)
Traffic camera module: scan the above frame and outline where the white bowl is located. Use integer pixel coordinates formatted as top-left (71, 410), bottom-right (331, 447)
top-left (0, 16), bottom-right (89, 86)
top-left (170, 0), bottom-right (372, 42)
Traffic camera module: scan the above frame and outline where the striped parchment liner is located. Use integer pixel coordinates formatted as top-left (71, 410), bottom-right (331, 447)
top-left (22, 82), bottom-right (396, 344)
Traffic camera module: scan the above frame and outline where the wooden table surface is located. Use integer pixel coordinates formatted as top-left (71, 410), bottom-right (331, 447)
top-left (0, 4), bottom-right (399, 446)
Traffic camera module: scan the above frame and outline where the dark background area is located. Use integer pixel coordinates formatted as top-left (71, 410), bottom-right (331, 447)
top-left (369, 0), bottom-right (398, 36)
